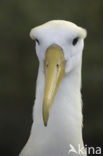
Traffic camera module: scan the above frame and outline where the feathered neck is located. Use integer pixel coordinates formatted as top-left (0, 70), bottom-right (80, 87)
top-left (33, 62), bottom-right (84, 143)
top-left (20, 62), bottom-right (86, 156)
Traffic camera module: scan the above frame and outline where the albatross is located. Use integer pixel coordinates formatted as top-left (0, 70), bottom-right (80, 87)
top-left (20, 20), bottom-right (87, 156)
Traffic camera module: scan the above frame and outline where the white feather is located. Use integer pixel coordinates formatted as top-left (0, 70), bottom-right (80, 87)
top-left (20, 20), bottom-right (87, 156)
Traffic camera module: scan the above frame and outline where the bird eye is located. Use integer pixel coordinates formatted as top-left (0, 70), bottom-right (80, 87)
top-left (35, 39), bottom-right (40, 45)
top-left (72, 37), bottom-right (79, 46)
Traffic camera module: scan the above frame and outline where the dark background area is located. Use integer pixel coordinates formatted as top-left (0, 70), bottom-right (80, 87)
top-left (0, 0), bottom-right (103, 155)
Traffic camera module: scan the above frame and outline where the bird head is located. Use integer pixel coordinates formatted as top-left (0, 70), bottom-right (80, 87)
top-left (30, 20), bottom-right (87, 126)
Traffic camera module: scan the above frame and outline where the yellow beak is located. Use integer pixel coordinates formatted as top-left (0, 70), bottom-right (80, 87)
top-left (43, 45), bottom-right (66, 126)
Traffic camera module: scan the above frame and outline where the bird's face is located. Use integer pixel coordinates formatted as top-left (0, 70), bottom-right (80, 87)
top-left (30, 20), bottom-right (87, 126)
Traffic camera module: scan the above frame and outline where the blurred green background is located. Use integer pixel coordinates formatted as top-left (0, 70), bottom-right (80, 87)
top-left (0, 0), bottom-right (103, 155)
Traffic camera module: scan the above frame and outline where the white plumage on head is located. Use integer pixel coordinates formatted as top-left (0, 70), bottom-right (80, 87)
top-left (20, 20), bottom-right (87, 156)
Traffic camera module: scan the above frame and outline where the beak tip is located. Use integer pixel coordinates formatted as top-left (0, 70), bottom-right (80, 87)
top-left (44, 121), bottom-right (48, 127)
top-left (43, 104), bottom-right (49, 127)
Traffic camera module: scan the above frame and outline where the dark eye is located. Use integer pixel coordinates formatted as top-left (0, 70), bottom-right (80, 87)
top-left (72, 37), bottom-right (79, 46)
top-left (35, 39), bottom-right (40, 45)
